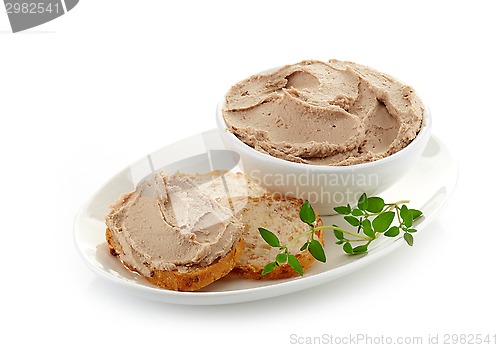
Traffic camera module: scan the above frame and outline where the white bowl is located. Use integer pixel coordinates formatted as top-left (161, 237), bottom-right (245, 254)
top-left (216, 94), bottom-right (432, 215)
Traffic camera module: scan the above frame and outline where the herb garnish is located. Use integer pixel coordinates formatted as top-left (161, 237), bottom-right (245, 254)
top-left (260, 193), bottom-right (423, 276)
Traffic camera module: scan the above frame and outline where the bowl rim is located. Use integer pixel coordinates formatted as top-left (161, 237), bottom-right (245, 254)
top-left (216, 99), bottom-right (432, 173)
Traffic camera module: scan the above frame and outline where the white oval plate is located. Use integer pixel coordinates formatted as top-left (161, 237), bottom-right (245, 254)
top-left (74, 129), bottom-right (458, 305)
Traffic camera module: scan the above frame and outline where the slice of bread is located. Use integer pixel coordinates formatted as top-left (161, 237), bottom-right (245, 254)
top-left (106, 228), bottom-right (245, 291)
top-left (232, 195), bottom-right (324, 280)
top-left (105, 172), bottom-right (247, 292)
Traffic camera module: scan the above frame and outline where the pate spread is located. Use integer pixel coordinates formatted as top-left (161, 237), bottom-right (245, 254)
top-left (223, 59), bottom-right (424, 166)
top-left (105, 172), bottom-right (243, 275)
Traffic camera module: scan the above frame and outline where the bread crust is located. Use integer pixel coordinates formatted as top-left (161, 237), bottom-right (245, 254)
top-left (231, 195), bottom-right (324, 280)
top-left (106, 228), bottom-right (245, 291)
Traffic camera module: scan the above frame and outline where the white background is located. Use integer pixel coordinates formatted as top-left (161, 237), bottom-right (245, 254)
top-left (1, 1), bottom-right (499, 347)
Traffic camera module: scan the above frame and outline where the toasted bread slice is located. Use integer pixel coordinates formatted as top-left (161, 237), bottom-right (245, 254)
top-left (232, 195), bottom-right (324, 280)
top-left (105, 172), bottom-right (246, 292)
top-left (106, 228), bottom-right (245, 291)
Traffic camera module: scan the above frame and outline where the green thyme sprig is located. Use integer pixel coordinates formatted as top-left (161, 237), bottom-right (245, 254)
top-left (259, 193), bottom-right (423, 276)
